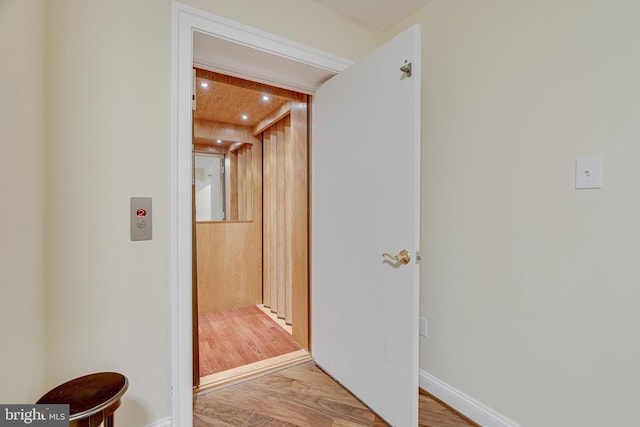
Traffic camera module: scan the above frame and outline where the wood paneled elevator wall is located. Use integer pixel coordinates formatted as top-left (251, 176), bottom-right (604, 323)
top-left (262, 102), bottom-right (308, 346)
top-left (194, 93), bottom-right (309, 349)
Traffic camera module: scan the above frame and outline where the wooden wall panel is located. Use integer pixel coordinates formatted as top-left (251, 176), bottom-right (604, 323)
top-left (262, 102), bottom-right (308, 346)
top-left (264, 123), bottom-right (286, 318)
top-left (196, 221), bottom-right (262, 313)
top-left (237, 146), bottom-right (246, 217)
top-left (269, 129), bottom-right (278, 314)
top-left (229, 150), bottom-right (238, 220)
top-left (263, 134), bottom-right (272, 308)
top-left (196, 140), bottom-right (263, 314)
top-left (226, 144), bottom-right (256, 221)
top-left (264, 127), bottom-right (275, 312)
top-left (283, 115), bottom-right (293, 325)
top-left (289, 102), bottom-right (309, 349)
top-left (245, 145), bottom-right (253, 220)
top-left (252, 141), bottom-right (263, 303)
top-left (276, 119), bottom-right (286, 319)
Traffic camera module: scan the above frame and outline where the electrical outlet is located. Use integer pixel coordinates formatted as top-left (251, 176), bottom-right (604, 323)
top-left (419, 317), bottom-right (427, 337)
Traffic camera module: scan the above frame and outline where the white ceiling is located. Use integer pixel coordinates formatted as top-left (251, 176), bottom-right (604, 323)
top-left (311, 0), bottom-right (430, 31)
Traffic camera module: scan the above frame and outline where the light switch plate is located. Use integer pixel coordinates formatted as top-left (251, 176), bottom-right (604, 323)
top-left (131, 197), bottom-right (152, 241)
top-left (419, 317), bottom-right (427, 337)
top-left (575, 156), bottom-right (602, 189)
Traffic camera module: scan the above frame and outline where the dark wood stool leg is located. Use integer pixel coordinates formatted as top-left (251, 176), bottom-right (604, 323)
top-left (104, 414), bottom-right (114, 427)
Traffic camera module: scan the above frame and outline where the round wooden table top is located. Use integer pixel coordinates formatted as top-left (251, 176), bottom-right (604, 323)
top-left (37, 372), bottom-right (128, 421)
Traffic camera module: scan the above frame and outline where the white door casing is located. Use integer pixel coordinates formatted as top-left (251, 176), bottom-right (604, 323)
top-left (172, 3), bottom-right (350, 426)
top-left (312, 26), bottom-right (421, 427)
top-left (172, 3), bottom-right (420, 426)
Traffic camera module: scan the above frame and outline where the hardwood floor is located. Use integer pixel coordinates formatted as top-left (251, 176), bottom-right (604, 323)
top-left (419, 390), bottom-right (478, 427)
top-left (198, 305), bottom-right (302, 377)
top-left (194, 362), bottom-right (477, 427)
top-left (194, 361), bottom-right (386, 426)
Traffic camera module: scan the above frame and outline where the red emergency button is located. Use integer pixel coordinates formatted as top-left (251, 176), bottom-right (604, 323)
top-left (136, 209), bottom-right (147, 217)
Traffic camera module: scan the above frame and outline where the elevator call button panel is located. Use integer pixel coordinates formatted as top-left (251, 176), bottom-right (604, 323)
top-left (130, 197), bottom-right (152, 241)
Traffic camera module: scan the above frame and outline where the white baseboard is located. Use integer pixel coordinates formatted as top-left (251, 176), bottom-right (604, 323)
top-left (419, 369), bottom-right (521, 427)
top-left (148, 416), bottom-right (171, 427)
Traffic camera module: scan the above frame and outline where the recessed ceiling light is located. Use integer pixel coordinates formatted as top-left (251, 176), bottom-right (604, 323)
top-left (200, 82), bottom-right (209, 88)
top-left (241, 114), bottom-right (249, 120)
top-left (262, 95), bottom-right (270, 101)
top-left (216, 139), bottom-right (222, 144)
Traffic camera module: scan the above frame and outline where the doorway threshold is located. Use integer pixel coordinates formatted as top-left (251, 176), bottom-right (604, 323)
top-left (194, 349), bottom-right (312, 395)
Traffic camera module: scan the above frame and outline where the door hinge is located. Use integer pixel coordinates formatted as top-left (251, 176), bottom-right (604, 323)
top-left (192, 69), bottom-right (197, 110)
top-left (400, 61), bottom-right (412, 78)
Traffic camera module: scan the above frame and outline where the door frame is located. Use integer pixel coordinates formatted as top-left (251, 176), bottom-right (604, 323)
top-left (170, 3), bottom-right (351, 425)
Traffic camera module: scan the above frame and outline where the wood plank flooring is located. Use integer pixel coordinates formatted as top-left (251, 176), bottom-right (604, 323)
top-left (198, 305), bottom-right (302, 377)
top-left (194, 362), bottom-right (477, 427)
top-left (419, 390), bottom-right (478, 427)
top-left (194, 361), bottom-right (386, 426)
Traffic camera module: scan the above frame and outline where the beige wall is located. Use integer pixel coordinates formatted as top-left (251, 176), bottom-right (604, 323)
top-left (0, 0), bottom-right (380, 425)
top-left (12, 0), bottom-right (636, 425)
top-left (43, 1), bottom-right (172, 424)
top-left (0, 0), bottom-right (46, 403)
top-left (390, 1), bottom-right (640, 426)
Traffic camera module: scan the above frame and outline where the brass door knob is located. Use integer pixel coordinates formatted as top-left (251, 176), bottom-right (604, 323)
top-left (382, 249), bottom-right (411, 265)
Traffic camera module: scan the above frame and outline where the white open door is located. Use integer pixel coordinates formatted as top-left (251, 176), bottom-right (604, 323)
top-left (312, 25), bottom-right (421, 426)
